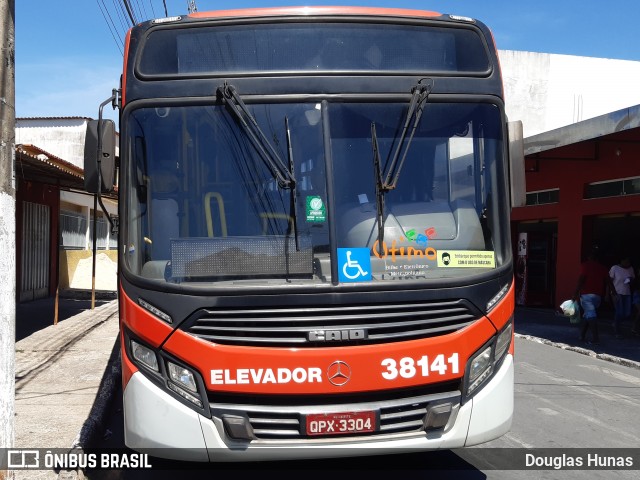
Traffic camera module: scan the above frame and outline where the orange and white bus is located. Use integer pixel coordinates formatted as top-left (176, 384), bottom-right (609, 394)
top-left (86, 6), bottom-right (524, 462)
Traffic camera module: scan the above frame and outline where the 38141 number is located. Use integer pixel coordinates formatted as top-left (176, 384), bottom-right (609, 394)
top-left (380, 353), bottom-right (459, 380)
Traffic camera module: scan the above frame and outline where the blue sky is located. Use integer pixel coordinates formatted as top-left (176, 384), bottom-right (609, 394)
top-left (15, 0), bottom-right (640, 123)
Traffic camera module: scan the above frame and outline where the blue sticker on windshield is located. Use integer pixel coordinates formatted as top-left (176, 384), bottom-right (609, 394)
top-left (338, 248), bottom-right (372, 282)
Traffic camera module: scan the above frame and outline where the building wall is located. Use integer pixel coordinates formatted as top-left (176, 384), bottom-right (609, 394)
top-left (499, 51), bottom-right (640, 138)
top-left (500, 50), bottom-right (551, 137)
top-left (499, 51), bottom-right (640, 308)
top-left (15, 118), bottom-right (89, 169)
top-left (511, 135), bottom-right (640, 306)
top-left (58, 250), bottom-right (117, 292)
top-left (58, 190), bottom-right (118, 292)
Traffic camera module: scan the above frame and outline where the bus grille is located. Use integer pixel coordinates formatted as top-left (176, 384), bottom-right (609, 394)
top-left (183, 299), bottom-right (478, 347)
top-left (211, 390), bottom-right (461, 441)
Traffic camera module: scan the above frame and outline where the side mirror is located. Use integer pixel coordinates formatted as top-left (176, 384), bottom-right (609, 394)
top-left (508, 120), bottom-right (526, 208)
top-left (84, 119), bottom-right (116, 194)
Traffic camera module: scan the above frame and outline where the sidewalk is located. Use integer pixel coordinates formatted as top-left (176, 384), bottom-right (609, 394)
top-left (9, 299), bottom-right (640, 479)
top-left (514, 305), bottom-right (640, 369)
top-left (13, 297), bottom-right (120, 480)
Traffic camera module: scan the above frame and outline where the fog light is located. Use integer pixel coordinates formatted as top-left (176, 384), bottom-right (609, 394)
top-left (222, 415), bottom-right (255, 441)
top-left (131, 339), bottom-right (159, 372)
top-left (423, 402), bottom-right (452, 430)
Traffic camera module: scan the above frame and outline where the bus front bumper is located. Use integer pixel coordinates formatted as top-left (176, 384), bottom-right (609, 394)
top-left (123, 353), bottom-right (513, 462)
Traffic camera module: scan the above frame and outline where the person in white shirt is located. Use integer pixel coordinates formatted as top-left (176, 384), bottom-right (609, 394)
top-left (609, 256), bottom-right (635, 337)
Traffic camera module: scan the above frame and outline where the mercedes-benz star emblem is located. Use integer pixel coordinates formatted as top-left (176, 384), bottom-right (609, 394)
top-left (327, 360), bottom-right (351, 386)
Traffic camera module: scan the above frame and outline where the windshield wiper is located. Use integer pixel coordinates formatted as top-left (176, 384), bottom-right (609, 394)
top-left (383, 78), bottom-right (433, 190)
top-left (217, 82), bottom-right (295, 189)
top-left (371, 122), bottom-right (386, 249)
top-left (370, 78), bottom-right (433, 248)
top-left (285, 116), bottom-right (300, 251)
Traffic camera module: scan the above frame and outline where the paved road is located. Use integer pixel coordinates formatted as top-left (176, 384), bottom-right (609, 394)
top-left (84, 337), bottom-right (640, 479)
top-left (485, 339), bottom-right (640, 450)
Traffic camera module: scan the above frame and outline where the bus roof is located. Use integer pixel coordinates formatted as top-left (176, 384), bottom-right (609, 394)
top-left (187, 6), bottom-right (444, 21)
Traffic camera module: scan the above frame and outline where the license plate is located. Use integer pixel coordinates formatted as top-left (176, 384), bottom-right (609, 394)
top-left (306, 411), bottom-right (377, 436)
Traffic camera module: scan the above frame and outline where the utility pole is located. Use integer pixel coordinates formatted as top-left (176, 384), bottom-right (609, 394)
top-left (0, 0), bottom-right (16, 478)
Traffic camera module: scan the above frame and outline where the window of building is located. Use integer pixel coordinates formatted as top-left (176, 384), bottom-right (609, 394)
top-left (60, 209), bottom-right (87, 249)
top-left (584, 177), bottom-right (640, 199)
top-left (60, 209), bottom-right (118, 250)
top-left (525, 189), bottom-right (559, 206)
top-left (90, 212), bottom-right (118, 250)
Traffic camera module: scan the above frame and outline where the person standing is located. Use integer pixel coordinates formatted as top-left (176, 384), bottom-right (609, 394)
top-left (573, 247), bottom-right (609, 344)
top-left (609, 256), bottom-right (635, 337)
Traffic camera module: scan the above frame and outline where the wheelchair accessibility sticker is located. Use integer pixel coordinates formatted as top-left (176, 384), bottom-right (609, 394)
top-left (338, 248), bottom-right (372, 282)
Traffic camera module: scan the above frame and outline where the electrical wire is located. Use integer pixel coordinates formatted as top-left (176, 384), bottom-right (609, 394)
top-left (133, 0), bottom-right (147, 21)
top-left (148, 0), bottom-right (156, 18)
top-left (122, 0), bottom-right (137, 25)
top-left (111, 0), bottom-right (131, 36)
top-left (96, 0), bottom-right (125, 56)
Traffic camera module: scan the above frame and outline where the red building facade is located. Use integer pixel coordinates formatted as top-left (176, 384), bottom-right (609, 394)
top-left (511, 105), bottom-right (640, 308)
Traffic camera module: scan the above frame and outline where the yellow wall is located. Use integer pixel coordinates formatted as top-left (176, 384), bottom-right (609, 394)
top-left (59, 250), bottom-right (118, 291)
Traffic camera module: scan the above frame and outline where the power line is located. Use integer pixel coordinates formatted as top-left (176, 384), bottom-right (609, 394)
top-left (112, 0), bottom-right (130, 34)
top-left (148, 0), bottom-right (156, 18)
top-left (96, 0), bottom-right (168, 58)
top-left (132, 0), bottom-right (146, 21)
top-left (96, 0), bottom-right (124, 56)
top-left (162, 0), bottom-right (168, 17)
top-left (122, 0), bottom-right (137, 26)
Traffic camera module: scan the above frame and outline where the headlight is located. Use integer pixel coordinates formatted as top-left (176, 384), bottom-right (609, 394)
top-left (464, 318), bottom-right (513, 399)
top-left (131, 339), bottom-right (159, 372)
top-left (168, 362), bottom-right (198, 393)
top-left (126, 330), bottom-right (207, 413)
top-left (466, 345), bottom-right (493, 396)
top-left (167, 361), bottom-right (203, 408)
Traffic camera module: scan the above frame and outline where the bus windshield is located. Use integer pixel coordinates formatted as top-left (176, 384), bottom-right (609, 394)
top-left (123, 99), bottom-right (506, 286)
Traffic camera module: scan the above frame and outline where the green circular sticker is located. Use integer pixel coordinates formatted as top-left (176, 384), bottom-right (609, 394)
top-left (306, 196), bottom-right (326, 222)
top-left (310, 198), bottom-right (323, 210)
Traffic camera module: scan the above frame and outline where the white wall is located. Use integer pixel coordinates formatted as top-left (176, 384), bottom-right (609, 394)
top-left (15, 118), bottom-right (89, 169)
top-left (499, 50), bottom-right (640, 138)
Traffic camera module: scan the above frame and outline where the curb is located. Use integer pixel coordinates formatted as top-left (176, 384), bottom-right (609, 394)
top-left (515, 332), bottom-right (640, 370)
